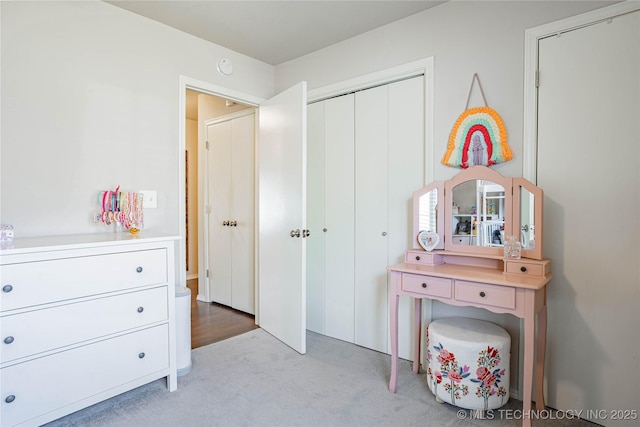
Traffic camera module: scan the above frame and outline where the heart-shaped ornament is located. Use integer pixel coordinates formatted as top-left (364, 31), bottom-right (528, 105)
top-left (417, 230), bottom-right (439, 252)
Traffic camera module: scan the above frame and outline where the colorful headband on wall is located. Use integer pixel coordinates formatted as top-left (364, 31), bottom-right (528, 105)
top-left (441, 74), bottom-right (513, 169)
top-left (94, 185), bottom-right (143, 232)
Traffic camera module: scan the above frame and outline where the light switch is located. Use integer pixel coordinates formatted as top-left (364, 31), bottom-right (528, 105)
top-left (140, 191), bottom-right (158, 209)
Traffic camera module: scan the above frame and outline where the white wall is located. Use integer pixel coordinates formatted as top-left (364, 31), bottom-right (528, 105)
top-left (276, 0), bottom-right (616, 183)
top-left (275, 0), bottom-right (618, 402)
top-left (0, 0), bottom-right (273, 238)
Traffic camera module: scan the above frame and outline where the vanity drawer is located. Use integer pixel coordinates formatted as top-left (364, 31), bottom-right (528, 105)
top-left (1, 324), bottom-right (169, 427)
top-left (402, 273), bottom-right (452, 298)
top-left (404, 251), bottom-right (443, 266)
top-left (1, 286), bottom-right (168, 364)
top-left (0, 249), bottom-right (168, 312)
top-left (455, 280), bottom-right (516, 310)
top-left (504, 260), bottom-right (549, 277)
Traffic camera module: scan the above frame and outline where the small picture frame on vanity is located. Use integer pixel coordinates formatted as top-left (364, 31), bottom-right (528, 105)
top-left (417, 230), bottom-right (439, 252)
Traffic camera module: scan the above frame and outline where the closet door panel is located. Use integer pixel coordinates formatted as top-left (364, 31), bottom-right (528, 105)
top-left (324, 94), bottom-right (355, 342)
top-left (388, 77), bottom-right (425, 360)
top-left (207, 121), bottom-right (232, 306)
top-left (306, 102), bottom-right (326, 334)
top-left (354, 86), bottom-right (389, 353)
top-left (231, 114), bottom-right (255, 314)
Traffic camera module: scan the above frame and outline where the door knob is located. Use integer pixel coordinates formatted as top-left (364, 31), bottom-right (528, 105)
top-left (290, 229), bottom-right (301, 238)
top-left (230, 220), bottom-right (237, 227)
top-left (223, 220), bottom-right (229, 226)
top-left (302, 229), bottom-right (310, 238)
top-left (382, 232), bottom-right (387, 236)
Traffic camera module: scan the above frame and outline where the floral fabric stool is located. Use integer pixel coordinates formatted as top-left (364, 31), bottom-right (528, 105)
top-left (426, 317), bottom-right (510, 417)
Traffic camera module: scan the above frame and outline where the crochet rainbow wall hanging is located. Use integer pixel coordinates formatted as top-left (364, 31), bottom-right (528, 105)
top-left (441, 74), bottom-right (513, 169)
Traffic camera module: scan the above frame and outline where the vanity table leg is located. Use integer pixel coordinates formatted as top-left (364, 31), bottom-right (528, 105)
top-left (412, 298), bottom-right (422, 374)
top-left (522, 293), bottom-right (536, 427)
top-left (389, 273), bottom-right (400, 393)
top-left (536, 303), bottom-right (547, 410)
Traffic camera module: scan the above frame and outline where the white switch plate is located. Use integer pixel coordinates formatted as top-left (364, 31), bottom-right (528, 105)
top-left (140, 191), bottom-right (158, 209)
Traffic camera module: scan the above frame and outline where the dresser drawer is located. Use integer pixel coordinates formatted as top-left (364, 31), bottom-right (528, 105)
top-left (1, 249), bottom-right (167, 312)
top-left (1, 324), bottom-right (169, 427)
top-left (401, 273), bottom-right (452, 299)
top-left (455, 280), bottom-right (516, 310)
top-left (1, 286), bottom-right (168, 364)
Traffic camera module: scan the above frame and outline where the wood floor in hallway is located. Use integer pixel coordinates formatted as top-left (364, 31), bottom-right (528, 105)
top-left (187, 279), bottom-right (258, 349)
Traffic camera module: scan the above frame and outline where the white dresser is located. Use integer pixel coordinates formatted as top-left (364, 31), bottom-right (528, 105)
top-left (0, 233), bottom-right (179, 427)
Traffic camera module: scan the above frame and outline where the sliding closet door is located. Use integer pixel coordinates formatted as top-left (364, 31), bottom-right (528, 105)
top-left (324, 95), bottom-right (355, 342)
top-left (352, 76), bottom-right (425, 356)
top-left (306, 95), bottom-right (355, 342)
top-left (309, 76), bottom-right (424, 357)
top-left (306, 102), bottom-right (326, 334)
top-left (354, 85), bottom-right (389, 353)
top-left (387, 76), bottom-right (425, 359)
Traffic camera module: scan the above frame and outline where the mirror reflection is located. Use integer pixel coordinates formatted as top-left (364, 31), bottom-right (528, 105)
top-left (520, 187), bottom-right (535, 250)
top-left (418, 188), bottom-right (438, 233)
top-left (451, 180), bottom-right (505, 247)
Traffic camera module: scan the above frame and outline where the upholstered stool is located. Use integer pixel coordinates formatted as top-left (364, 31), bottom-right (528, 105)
top-left (426, 317), bottom-right (510, 417)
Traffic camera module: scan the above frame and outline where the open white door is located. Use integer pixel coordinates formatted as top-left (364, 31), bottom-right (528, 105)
top-left (258, 82), bottom-right (307, 354)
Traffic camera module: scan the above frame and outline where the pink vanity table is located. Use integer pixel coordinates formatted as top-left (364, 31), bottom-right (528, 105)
top-left (387, 166), bottom-right (551, 427)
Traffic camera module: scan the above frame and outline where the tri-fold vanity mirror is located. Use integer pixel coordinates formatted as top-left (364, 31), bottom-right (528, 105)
top-left (412, 166), bottom-right (543, 260)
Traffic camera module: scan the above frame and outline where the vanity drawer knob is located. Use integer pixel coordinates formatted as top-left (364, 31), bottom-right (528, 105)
top-left (136, 266), bottom-right (143, 273)
top-left (137, 306), bottom-right (144, 313)
top-left (520, 266), bottom-right (527, 272)
top-left (138, 352), bottom-right (145, 359)
top-left (479, 291), bottom-right (486, 298)
top-left (415, 256), bottom-right (421, 261)
top-left (5, 395), bottom-right (16, 404)
top-left (4, 336), bottom-right (15, 344)
top-left (2, 284), bottom-right (13, 293)
top-left (421, 283), bottom-right (427, 288)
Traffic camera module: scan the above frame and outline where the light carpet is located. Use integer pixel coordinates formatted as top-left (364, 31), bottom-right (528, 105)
top-left (46, 329), bottom-right (595, 427)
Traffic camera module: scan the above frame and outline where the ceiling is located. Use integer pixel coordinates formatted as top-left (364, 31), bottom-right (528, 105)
top-left (106, 1), bottom-right (445, 66)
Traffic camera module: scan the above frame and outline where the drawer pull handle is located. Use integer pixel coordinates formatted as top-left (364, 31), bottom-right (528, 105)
top-left (520, 266), bottom-right (527, 272)
top-left (479, 291), bottom-right (486, 298)
top-left (415, 256), bottom-right (421, 261)
top-left (138, 352), bottom-right (145, 359)
top-left (136, 266), bottom-right (143, 273)
top-left (2, 284), bottom-right (13, 293)
top-left (421, 283), bottom-right (427, 288)
top-left (137, 306), bottom-right (144, 313)
top-left (5, 395), bottom-right (15, 404)
top-left (4, 336), bottom-right (15, 344)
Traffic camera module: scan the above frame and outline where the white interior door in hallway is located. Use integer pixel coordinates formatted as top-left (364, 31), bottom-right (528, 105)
top-left (205, 110), bottom-right (255, 314)
top-left (536, 9), bottom-right (639, 423)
